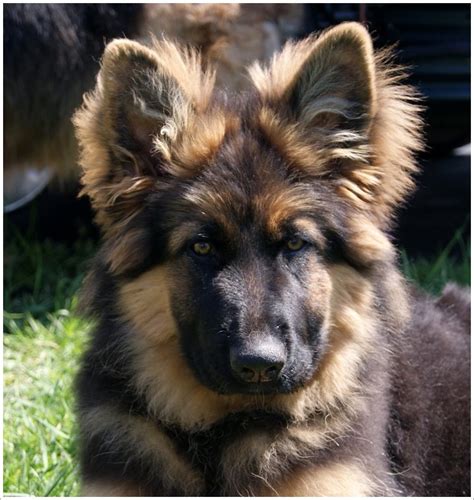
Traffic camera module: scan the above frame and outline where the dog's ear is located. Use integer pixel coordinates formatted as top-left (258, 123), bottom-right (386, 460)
top-left (73, 38), bottom-right (216, 231)
top-left (251, 22), bottom-right (376, 137)
top-left (251, 23), bottom-right (423, 227)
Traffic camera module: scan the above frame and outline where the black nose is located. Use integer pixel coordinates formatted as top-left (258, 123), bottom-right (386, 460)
top-left (230, 337), bottom-right (286, 384)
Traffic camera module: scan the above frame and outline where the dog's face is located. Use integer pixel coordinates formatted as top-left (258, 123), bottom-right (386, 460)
top-left (75, 24), bottom-right (421, 406)
top-left (156, 139), bottom-right (337, 395)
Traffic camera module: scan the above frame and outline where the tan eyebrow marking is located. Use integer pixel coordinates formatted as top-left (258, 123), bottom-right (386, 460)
top-left (292, 218), bottom-right (326, 248)
top-left (257, 185), bottom-right (317, 238)
top-left (167, 221), bottom-right (204, 255)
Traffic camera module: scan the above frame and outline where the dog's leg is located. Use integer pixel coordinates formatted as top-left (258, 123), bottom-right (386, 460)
top-left (78, 404), bottom-right (205, 496)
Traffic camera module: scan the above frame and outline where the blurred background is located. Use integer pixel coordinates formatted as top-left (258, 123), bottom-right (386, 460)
top-left (3, 4), bottom-right (470, 496)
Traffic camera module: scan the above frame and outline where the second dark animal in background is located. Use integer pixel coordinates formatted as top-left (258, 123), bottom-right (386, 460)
top-left (4, 3), bottom-right (303, 182)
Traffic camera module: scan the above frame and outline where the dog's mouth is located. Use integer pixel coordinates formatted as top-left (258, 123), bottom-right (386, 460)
top-left (191, 358), bottom-right (312, 397)
top-left (216, 379), bottom-right (291, 396)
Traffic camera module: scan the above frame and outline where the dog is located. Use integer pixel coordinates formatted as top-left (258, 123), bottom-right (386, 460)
top-left (73, 22), bottom-right (470, 496)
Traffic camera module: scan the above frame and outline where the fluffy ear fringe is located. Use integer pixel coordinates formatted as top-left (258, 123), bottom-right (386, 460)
top-left (250, 22), bottom-right (376, 121)
top-left (73, 38), bottom-right (218, 233)
top-left (250, 23), bottom-right (424, 228)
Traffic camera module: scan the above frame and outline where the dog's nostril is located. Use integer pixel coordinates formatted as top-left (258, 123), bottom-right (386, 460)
top-left (262, 363), bottom-right (283, 382)
top-left (239, 366), bottom-right (257, 383)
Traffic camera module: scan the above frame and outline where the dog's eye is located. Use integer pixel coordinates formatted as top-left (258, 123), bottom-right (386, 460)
top-left (192, 241), bottom-right (212, 256)
top-left (286, 237), bottom-right (306, 252)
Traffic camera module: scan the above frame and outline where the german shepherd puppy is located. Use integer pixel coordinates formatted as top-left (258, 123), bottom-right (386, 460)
top-left (74, 23), bottom-right (470, 496)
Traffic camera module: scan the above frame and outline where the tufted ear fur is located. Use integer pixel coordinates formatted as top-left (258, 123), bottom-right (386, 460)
top-left (250, 22), bottom-right (423, 228)
top-left (251, 21), bottom-right (376, 134)
top-left (73, 38), bottom-right (217, 232)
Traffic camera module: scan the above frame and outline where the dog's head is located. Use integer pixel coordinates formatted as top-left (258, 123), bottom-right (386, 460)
top-left (75, 23), bottom-right (422, 424)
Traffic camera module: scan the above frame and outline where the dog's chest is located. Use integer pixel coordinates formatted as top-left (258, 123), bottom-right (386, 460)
top-left (163, 412), bottom-right (289, 495)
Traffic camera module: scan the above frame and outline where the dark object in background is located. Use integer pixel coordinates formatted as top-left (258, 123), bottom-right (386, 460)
top-left (397, 151), bottom-right (470, 257)
top-left (4, 186), bottom-right (99, 244)
top-left (4, 4), bottom-right (144, 178)
top-left (303, 4), bottom-right (470, 257)
top-left (4, 4), bottom-right (144, 242)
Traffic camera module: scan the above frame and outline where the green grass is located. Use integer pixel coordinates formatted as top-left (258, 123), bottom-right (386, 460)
top-left (4, 236), bottom-right (95, 496)
top-left (401, 229), bottom-right (471, 294)
top-left (4, 312), bottom-right (90, 496)
top-left (3, 228), bottom-right (470, 496)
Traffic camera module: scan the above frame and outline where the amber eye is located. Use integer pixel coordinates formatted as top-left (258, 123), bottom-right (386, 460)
top-left (192, 241), bottom-right (212, 256)
top-left (286, 237), bottom-right (305, 252)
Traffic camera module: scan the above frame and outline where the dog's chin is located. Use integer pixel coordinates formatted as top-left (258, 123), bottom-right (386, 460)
top-left (197, 369), bottom-right (312, 397)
